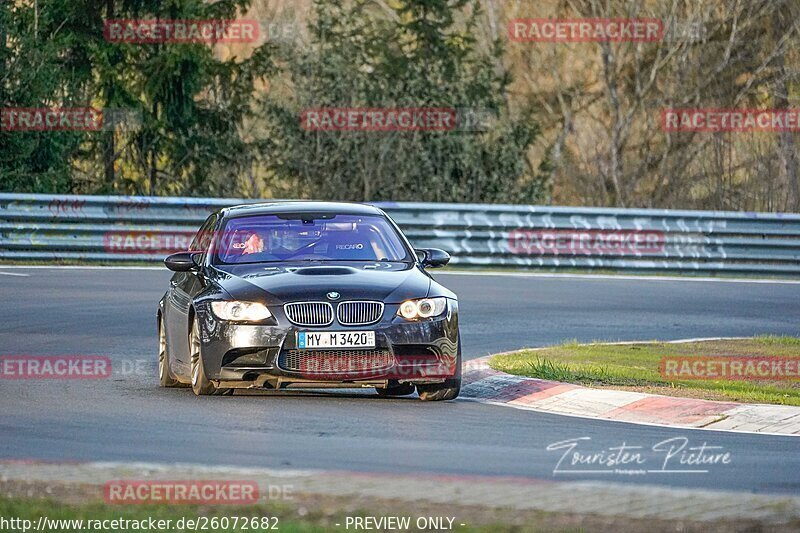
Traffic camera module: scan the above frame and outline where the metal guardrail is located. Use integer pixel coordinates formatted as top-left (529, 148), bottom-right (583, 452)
top-left (1, 192), bottom-right (800, 276)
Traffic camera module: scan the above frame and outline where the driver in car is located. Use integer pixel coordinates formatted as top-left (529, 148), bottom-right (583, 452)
top-left (241, 232), bottom-right (265, 255)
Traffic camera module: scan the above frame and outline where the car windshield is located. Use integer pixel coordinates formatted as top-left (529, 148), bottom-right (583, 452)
top-left (212, 213), bottom-right (411, 264)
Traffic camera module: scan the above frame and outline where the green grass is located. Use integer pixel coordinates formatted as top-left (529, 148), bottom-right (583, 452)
top-left (490, 336), bottom-right (800, 406)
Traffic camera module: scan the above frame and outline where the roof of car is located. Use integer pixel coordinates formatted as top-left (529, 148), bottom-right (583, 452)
top-left (221, 201), bottom-right (385, 218)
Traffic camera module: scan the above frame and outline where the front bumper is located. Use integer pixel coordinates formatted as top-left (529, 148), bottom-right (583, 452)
top-left (195, 300), bottom-right (459, 388)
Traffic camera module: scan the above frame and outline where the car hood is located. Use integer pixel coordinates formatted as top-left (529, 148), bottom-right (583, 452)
top-left (210, 262), bottom-right (432, 304)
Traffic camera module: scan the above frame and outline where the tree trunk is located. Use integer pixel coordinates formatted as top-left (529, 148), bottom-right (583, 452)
top-left (772, 5), bottom-right (800, 211)
top-left (149, 101), bottom-right (158, 195)
top-left (102, 0), bottom-right (116, 190)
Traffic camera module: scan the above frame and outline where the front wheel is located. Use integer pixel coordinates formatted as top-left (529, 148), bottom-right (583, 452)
top-left (189, 318), bottom-right (230, 396)
top-left (416, 378), bottom-right (461, 401)
top-left (158, 320), bottom-right (180, 388)
top-left (417, 341), bottom-right (462, 401)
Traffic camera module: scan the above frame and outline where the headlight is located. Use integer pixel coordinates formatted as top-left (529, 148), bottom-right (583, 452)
top-left (210, 301), bottom-right (272, 322)
top-left (397, 297), bottom-right (447, 320)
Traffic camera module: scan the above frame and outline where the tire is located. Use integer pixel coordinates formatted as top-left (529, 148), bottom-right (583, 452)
top-left (416, 340), bottom-right (462, 401)
top-left (189, 318), bottom-right (230, 396)
top-left (375, 381), bottom-right (415, 397)
top-left (158, 319), bottom-right (180, 388)
top-left (416, 378), bottom-right (461, 401)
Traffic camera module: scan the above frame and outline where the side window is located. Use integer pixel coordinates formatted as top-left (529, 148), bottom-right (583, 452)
top-left (189, 214), bottom-right (218, 259)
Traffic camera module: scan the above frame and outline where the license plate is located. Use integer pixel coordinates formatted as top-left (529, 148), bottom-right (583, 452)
top-left (297, 331), bottom-right (376, 349)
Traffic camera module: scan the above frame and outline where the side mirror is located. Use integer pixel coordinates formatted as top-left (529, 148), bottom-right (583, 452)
top-left (164, 251), bottom-right (202, 272)
top-left (416, 248), bottom-right (450, 268)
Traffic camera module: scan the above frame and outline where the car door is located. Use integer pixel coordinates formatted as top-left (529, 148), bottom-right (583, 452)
top-left (165, 214), bottom-right (217, 373)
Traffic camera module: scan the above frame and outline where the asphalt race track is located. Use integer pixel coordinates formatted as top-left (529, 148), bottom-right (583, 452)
top-left (1, 267), bottom-right (799, 495)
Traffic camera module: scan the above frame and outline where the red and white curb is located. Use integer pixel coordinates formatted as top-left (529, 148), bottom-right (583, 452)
top-left (460, 354), bottom-right (800, 436)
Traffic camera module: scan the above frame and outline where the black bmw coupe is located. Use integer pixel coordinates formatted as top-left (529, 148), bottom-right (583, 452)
top-left (157, 201), bottom-right (461, 400)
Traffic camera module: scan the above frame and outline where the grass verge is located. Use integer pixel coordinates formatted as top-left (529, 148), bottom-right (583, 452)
top-left (490, 336), bottom-right (800, 405)
top-left (0, 485), bottom-right (728, 533)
